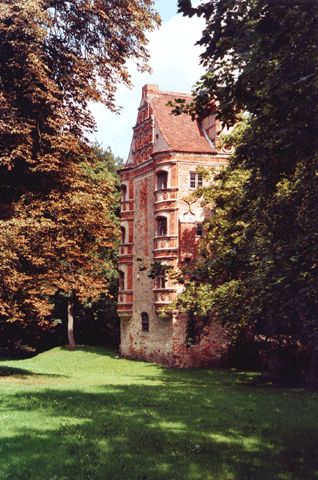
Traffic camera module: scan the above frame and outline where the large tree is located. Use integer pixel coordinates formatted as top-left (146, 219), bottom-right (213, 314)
top-left (0, 142), bottom-right (121, 347)
top-left (0, 0), bottom-right (159, 199)
top-left (176, 0), bottom-right (318, 386)
top-left (0, 1), bottom-right (159, 343)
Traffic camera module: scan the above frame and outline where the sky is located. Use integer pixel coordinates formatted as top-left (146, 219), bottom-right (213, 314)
top-left (90, 0), bottom-right (205, 160)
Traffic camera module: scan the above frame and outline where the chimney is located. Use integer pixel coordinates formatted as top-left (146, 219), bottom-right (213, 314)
top-left (142, 84), bottom-right (159, 98)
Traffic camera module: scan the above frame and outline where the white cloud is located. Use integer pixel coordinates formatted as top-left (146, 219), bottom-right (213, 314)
top-left (90, 12), bottom-right (205, 160)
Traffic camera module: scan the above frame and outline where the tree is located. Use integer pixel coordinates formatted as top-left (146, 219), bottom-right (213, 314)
top-left (176, 0), bottom-right (318, 386)
top-left (0, 0), bottom-right (159, 200)
top-left (0, 1), bottom-right (159, 346)
top-left (0, 143), bottom-right (121, 345)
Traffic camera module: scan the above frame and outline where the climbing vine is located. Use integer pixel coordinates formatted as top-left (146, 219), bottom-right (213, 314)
top-left (147, 261), bottom-right (174, 279)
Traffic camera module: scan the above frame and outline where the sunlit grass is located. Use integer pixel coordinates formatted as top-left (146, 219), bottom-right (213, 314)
top-left (0, 346), bottom-right (317, 480)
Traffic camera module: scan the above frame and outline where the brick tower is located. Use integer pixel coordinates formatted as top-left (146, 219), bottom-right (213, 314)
top-left (118, 84), bottom-right (230, 367)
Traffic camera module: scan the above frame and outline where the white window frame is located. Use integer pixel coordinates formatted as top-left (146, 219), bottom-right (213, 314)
top-left (156, 171), bottom-right (168, 190)
top-left (189, 172), bottom-right (203, 189)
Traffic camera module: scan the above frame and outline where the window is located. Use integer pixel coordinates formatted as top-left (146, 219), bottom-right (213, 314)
top-left (196, 224), bottom-right (203, 237)
top-left (157, 216), bottom-right (167, 236)
top-left (120, 226), bottom-right (126, 244)
top-left (157, 171), bottom-right (168, 190)
top-left (120, 184), bottom-right (127, 202)
top-left (141, 312), bottom-right (149, 332)
top-left (118, 271), bottom-right (125, 292)
top-left (156, 272), bottom-right (166, 289)
top-left (190, 172), bottom-right (203, 188)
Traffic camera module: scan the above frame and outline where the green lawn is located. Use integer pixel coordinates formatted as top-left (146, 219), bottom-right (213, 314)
top-left (0, 347), bottom-right (317, 480)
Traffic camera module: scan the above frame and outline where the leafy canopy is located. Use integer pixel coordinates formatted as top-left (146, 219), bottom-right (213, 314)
top-left (0, 0), bottom-right (159, 326)
top-left (176, 0), bottom-right (318, 360)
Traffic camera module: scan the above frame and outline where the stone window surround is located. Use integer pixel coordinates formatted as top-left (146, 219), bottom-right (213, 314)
top-left (189, 171), bottom-right (203, 189)
top-left (120, 226), bottom-right (126, 244)
top-left (141, 311), bottom-right (149, 333)
top-left (120, 183), bottom-right (128, 202)
top-left (156, 171), bottom-right (168, 190)
top-left (155, 272), bottom-right (166, 289)
top-left (156, 215), bottom-right (168, 236)
top-left (118, 270), bottom-right (125, 292)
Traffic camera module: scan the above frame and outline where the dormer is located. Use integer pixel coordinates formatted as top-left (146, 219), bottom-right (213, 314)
top-left (201, 114), bottom-right (217, 148)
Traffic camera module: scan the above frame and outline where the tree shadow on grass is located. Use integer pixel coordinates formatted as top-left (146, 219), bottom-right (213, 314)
top-left (59, 345), bottom-right (120, 357)
top-left (152, 365), bottom-right (307, 390)
top-left (0, 366), bottom-right (66, 378)
top-left (0, 373), bottom-right (317, 480)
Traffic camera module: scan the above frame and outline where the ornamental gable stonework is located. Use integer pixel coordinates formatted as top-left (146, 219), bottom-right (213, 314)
top-left (118, 84), bottom-right (231, 367)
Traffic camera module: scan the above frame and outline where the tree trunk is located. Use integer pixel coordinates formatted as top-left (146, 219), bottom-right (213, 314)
top-left (67, 300), bottom-right (76, 349)
top-left (307, 345), bottom-right (318, 391)
top-left (306, 323), bottom-right (318, 391)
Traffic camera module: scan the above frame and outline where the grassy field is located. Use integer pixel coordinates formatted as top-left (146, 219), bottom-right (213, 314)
top-left (0, 347), bottom-right (317, 480)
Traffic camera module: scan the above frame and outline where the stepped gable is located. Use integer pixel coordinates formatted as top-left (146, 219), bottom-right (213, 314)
top-left (148, 88), bottom-right (216, 154)
top-left (118, 84), bottom-right (230, 368)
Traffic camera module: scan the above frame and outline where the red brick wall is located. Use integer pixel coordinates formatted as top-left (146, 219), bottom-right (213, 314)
top-left (171, 314), bottom-right (231, 368)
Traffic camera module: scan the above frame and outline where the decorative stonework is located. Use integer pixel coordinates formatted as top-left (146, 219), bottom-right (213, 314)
top-left (118, 84), bottom-right (230, 368)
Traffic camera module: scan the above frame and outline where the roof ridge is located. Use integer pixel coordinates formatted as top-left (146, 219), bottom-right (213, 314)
top-left (151, 90), bottom-right (192, 98)
top-left (146, 87), bottom-right (214, 155)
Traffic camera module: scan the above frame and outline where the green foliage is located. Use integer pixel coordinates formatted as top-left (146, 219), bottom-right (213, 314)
top-left (0, 0), bottom-right (157, 339)
top-left (0, 143), bottom-right (122, 353)
top-left (218, 114), bottom-right (250, 150)
top-left (177, 0), bottom-right (318, 386)
top-left (148, 261), bottom-right (174, 279)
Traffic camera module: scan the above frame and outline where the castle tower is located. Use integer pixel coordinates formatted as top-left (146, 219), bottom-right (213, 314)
top-left (118, 85), bottom-right (230, 367)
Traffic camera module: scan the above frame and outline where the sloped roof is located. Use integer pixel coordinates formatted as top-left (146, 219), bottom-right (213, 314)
top-left (149, 91), bottom-right (215, 154)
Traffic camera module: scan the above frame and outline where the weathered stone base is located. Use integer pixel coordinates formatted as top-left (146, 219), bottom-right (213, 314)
top-left (120, 312), bottom-right (230, 368)
top-left (120, 350), bottom-right (175, 367)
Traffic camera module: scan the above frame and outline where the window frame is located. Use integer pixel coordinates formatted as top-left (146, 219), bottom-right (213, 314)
top-left (120, 184), bottom-right (127, 202)
top-left (156, 216), bottom-right (167, 236)
top-left (118, 270), bottom-right (125, 292)
top-left (189, 172), bottom-right (203, 189)
top-left (156, 171), bottom-right (168, 190)
top-left (120, 226), bottom-right (126, 244)
top-left (156, 272), bottom-right (166, 289)
top-left (196, 223), bottom-right (203, 237)
top-left (141, 312), bottom-right (149, 333)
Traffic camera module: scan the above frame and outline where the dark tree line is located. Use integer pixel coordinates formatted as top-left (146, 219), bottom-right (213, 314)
top-left (0, 0), bottom-right (159, 354)
top-left (175, 0), bottom-right (318, 387)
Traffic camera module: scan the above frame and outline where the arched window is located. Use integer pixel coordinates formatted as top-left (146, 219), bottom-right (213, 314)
top-left (157, 216), bottom-right (167, 236)
top-left (141, 312), bottom-right (149, 332)
top-left (120, 184), bottom-right (127, 202)
top-left (157, 171), bottom-right (168, 190)
top-left (118, 271), bottom-right (125, 292)
top-left (120, 226), bottom-right (126, 244)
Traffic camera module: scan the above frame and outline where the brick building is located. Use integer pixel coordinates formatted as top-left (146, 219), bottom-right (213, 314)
top-left (118, 84), bottom-right (231, 367)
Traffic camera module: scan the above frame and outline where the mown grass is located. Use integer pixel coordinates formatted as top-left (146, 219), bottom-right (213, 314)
top-left (0, 346), bottom-right (317, 480)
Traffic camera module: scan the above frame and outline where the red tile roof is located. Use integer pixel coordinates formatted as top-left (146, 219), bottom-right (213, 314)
top-left (149, 90), bottom-right (215, 154)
